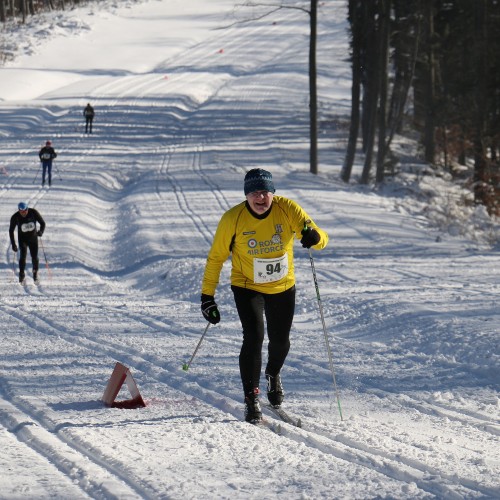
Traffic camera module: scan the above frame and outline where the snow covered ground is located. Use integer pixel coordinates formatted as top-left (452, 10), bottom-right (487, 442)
top-left (0, 0), bottom-right (498, 498)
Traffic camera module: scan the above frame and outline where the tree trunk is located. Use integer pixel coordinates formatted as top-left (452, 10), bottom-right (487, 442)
top-left (309, 0), bottom-right (318, 174)
top-left (360, 96), bottom-right (377, 184)
top-left (473, 0), bottom-right (488, 206)
top-left (360, 2), bottom-right (379, 184)
top-left (423, 1), bottom-right (435, 163)
top-left (341, 0), bottom-right (362, 183)
top-left (387, 0), bottom-right (421, 146)
top-left (375, 0), bottom-right (390, 183)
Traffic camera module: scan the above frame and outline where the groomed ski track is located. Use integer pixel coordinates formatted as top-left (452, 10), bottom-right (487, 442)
top-left (0, 1), bottom-right (498, 498)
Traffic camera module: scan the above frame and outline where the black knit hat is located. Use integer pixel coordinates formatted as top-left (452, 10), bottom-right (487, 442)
top-left (244, 168), bottom-right (275, 195)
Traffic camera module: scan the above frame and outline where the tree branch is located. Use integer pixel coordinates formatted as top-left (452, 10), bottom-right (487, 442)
top-left (217, 2), bottom-right (309, 29)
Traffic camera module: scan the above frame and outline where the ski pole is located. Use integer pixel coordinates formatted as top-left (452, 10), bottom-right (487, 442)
top-left (54, 163), bottom-right (62, 182)
top-left (10, 248), bottom-right (17, 281)
top-left (39, 236), bottom-right (52, 280)
top-left (305, 224), bottom-right (343, 421)
top-left (182, 322), bottom-right (211, 371)
top-left (32, 164), bottom-right (42, 184)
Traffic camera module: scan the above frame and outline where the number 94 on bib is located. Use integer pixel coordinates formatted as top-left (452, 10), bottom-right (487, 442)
top-left (253, 254), bottom-right (288, 284)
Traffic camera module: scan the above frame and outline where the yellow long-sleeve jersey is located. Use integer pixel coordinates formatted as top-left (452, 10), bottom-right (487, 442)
top-left (202, 195), bottom-right (329, 296)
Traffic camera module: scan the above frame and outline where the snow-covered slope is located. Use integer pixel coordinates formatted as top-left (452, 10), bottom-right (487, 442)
top-left (0, 1), bottom-right (498, 498)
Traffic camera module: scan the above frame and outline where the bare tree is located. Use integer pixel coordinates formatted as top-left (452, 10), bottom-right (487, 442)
top-left (375, 0), bottom-right (390, 183)
top-left (471, 0), bottom-right (489, 207)
top-left (359, 1), bottom-right (379, 184)
top-left (341, 0), bottom-right (363, 182)
top-left (308, 0), bottom-right (318, 174)
top-left (235, 1), bottom-right (319, 174)
top-left (345, 0), bottom-right (422, 185)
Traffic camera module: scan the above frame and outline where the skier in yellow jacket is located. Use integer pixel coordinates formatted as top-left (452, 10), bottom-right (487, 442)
top-left (201, 168), bottom-right (329, 423)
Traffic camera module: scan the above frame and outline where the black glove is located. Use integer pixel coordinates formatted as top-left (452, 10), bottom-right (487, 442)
top-left (37, 230), bottom-right (43, 237)
top-left (300, 227), bottom-right (320, 248)
top-left (12, 243), bottom-right (18, 252)
top-left (201, 294), bottom-right (220, 324)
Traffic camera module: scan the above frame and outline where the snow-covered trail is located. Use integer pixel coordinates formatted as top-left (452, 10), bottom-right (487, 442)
top-left (0, 0), bottom-right (498, 498)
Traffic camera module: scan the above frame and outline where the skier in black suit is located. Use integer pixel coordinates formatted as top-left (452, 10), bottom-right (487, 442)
top-left (9, 202), bottom-right (46, 283)
top-left (84, 103), bottom-right (95, 134)
top-left (38, 140), bottom-right (57, 187)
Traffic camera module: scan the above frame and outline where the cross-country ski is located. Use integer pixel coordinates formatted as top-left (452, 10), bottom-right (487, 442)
top-left (263, 404), bottom-right (302, 428)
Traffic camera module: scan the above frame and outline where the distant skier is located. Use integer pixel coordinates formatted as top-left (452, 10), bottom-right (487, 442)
top-left (83, 103), bottom-right (95, 134)
top-left (38, 140), bottom-right (57, 187)
top-left (200, 168), bottom-right (329, 424)
top-left (9, 202), bottom-right (46, 284)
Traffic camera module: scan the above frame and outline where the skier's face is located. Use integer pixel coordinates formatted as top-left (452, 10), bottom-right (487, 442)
top-left (19, 209), bottom-right (28, 217)
top-left (246, 190), bottom-right (273, 214)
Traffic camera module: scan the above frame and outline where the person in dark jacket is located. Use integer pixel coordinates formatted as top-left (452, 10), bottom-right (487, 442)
top-left (38, 140), bottom-right (57, 187)
top-left (83, 103), bottom-right (95, 134)
top-left (9, 202), bottom-right (46, 283)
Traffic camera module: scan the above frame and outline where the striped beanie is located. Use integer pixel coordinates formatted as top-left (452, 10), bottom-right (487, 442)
top-left (244, 168), bottom-right (275, 195)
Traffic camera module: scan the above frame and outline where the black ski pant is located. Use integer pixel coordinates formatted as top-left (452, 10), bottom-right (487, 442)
top-left (85, 117), bottom-right (93, 133)
top-left (232, 285), bottom-right (295, 394)
top-left (42, 161), bottom-right (52, 186)
top-left (19, 238), bottom-right (39, 275)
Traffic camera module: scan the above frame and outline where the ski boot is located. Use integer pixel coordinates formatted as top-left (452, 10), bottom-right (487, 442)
top-left (266, 373), bottom-right (284, 408)
top-left (244, 388), bottom-right (262, 424)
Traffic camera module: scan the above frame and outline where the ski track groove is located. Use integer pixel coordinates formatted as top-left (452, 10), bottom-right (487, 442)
top-left (0, 302), bottom-right (491, 499)
top-left (0, 375), bottom-right (151, 499)
top-left (157, 145), bottom-right (214, 247)
top-left (190, 143), bottom-right (233, 214)
top-left (366, 387), bottom-right (500, 438)
top-left (1, 4), bottom-right (496, 497)
top-left (303, 418), bottom-right (498, 499)
top-left (0, 304), bottom-right (171, 500)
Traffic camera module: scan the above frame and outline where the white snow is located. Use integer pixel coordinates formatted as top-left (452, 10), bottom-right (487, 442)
top-left (0, 0), bottom-right (499, 498)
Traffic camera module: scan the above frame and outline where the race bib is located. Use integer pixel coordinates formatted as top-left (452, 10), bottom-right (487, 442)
top-left (21, 222), bottom-right (35, 232)
top-left (42, 153), bottom-right (51, 160)
top-left (253, 254), bottom-right (288, 284)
